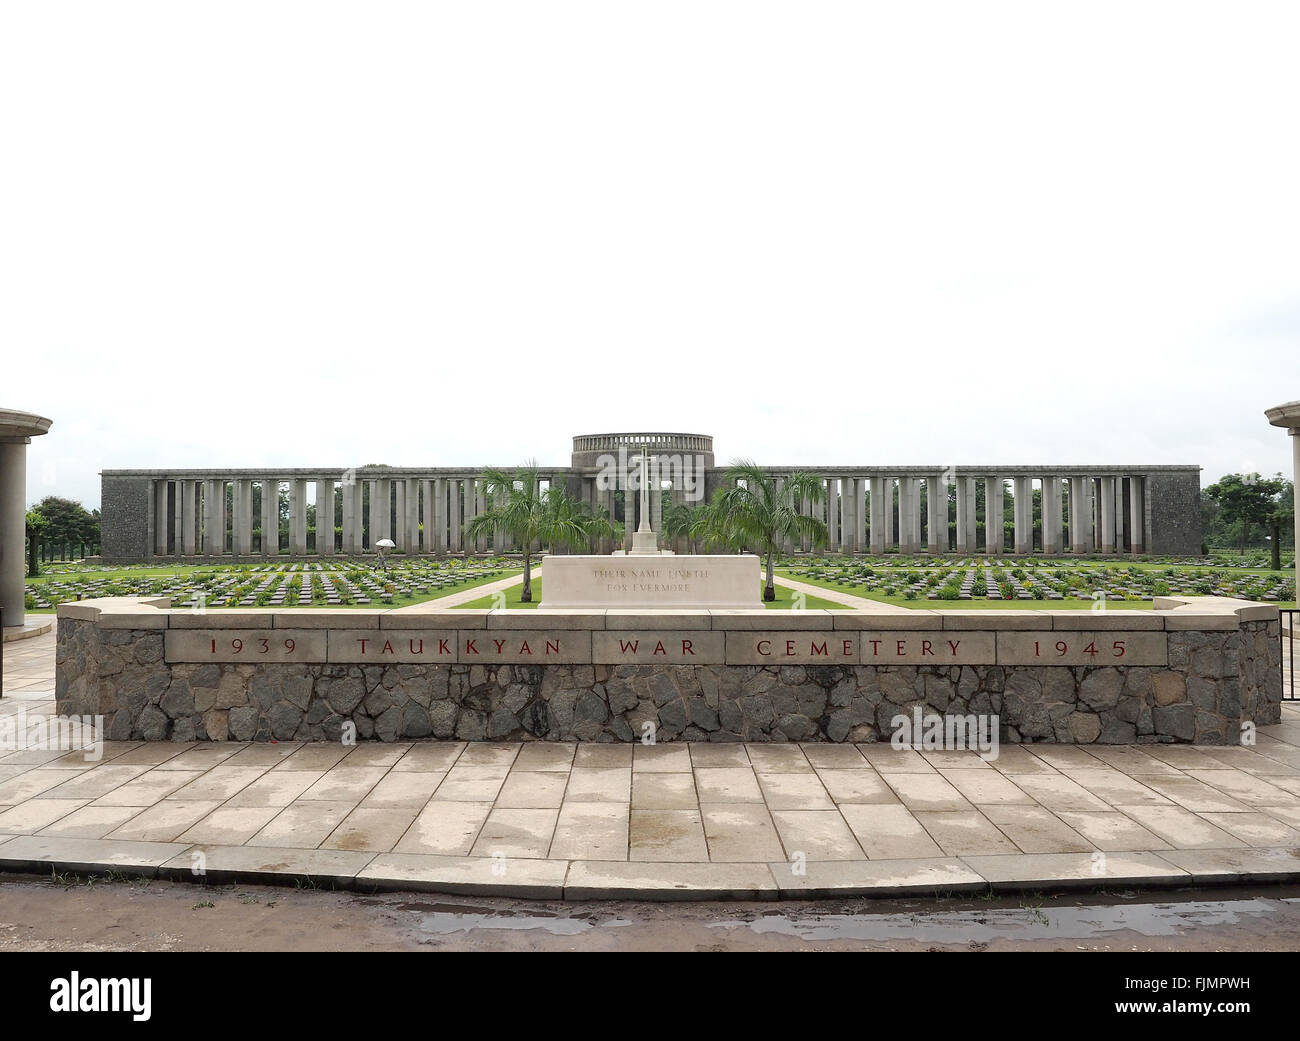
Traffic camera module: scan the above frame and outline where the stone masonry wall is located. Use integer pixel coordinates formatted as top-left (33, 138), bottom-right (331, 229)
top-left (56, 615), bottom-right (1282, 746)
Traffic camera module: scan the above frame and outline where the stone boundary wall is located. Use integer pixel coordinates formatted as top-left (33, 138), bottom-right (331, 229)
top-left (54, 598), bottom-right (1282, 746)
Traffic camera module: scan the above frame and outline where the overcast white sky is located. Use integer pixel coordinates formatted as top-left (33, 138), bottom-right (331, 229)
top-left (3, 2), bottom-right (1298, 510)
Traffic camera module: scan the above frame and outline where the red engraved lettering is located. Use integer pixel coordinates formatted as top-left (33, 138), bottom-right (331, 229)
top-left (520, 640), bottom-right (532, 655)
top-left (381, 640), bottom-right (394, 655)
top-left (869, 640), bottom-right (882, 656)
top-left (409, 639), bottom-right (423, 655)
top-left (358, 639), bottom-right (368, 654)
top-left (757, 640), bottom-right (771, 655)
top-left (545, 639), bottom-right (559, 655)
top-left (493, 639), bottom-right (505, 654)
top-left (921, 640), bottom-right (933, 655)
top-left (619, 639), bottom-right (639, 654)
top-left (653, 641), bottom-right (667, 655)
top-left (439, 639), bottom-right (450, 655)
top-left (682, 640), bottom-right (695, 655)
top-left (948, 640), bottom-right (961, 654)
top-left (464, 639), bottom-right (478, 655)
top-left (811, 641), bottom-right (827, 656)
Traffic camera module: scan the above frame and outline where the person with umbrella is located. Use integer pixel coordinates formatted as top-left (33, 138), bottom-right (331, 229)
top-left (374, 538), bottom-right (395, 571)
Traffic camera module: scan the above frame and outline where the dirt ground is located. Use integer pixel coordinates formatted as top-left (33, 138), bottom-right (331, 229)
top-left (3, 872), bottom-right (1300, 951)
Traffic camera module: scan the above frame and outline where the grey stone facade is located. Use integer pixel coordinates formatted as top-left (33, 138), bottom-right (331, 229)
top-left (56, 615), bottom-right (1280, 746)
top-left (100, 474), bottom-right (153, 563)
top-left (1146, 469), bottom-right (1204, 556)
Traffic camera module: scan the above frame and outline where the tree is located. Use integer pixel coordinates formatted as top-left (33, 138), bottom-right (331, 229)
top-left (33, 496), bottom-right (97, 553)
top-left (465, 465), bottom-right (602, 603)
top-left (25, 509), bottom-right (48, 577)
top-left (1267, 479), bottom-right (1295, 571)
top-left (699, 461), bottom-right (828, 601)
top-left (1205, 473), bottom-right (1286, 555)
top-left (662, 500), bottom-right (699, 553)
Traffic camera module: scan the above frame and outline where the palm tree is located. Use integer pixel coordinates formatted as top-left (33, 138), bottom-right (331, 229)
top-left (661, 500), bottom-right (698, 553)
top-left (465, 465), bottom-right (599, 603)
top-left (701, 461), bottom-right (828, 601)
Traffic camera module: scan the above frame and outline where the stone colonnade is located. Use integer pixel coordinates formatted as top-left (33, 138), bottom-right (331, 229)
top-left (764, 468), bottom-right (1159, 556)
top-left (141, 470), bottom-right (571, 559)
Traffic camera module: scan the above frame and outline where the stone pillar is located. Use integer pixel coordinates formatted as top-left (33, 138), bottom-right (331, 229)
top-left (179, 481), bottom-right (195, 555)
top-left (405, 478), bottom-right (420, 553)
top-left (868, 477), bottom-right (885, 554)
top-left (1128, 476), bottom-right (1145, 554)
top-left (153, 480), bottom-right (169, 556)
top-left (1042, 476), bottom-right (1062, 555)
top-left (1014, 477), bottom-right (1032, 555)
top-left (393, 481), bottom-right (407, 551)
top-left (927, 474), bottom-right (946, 554)
top-left (434, 478), bottom-right (448, 554)
top-left (259, 480), bottom-right (275, 555)
top-left (1266, 402), bottom-right (1300, 598)
top-left (955, 477), bottom-right (970, 555)
top-left (854, 478), bottom-right (867, 554)
top-left (840, 477), bottom-right (856, 554)
top-left (825, 478), bottom-right (839, 551)
top-left (883, 479), bottom-right (896, 551)
top-left (234, 479), bottom-right (253, 555)
top-left (419, 479), bottom-right (433, 553)
top-left (289, 480), bottom-right (306, 555)
top-left (0, 410), bottom-right (51, 630)
top-left (474, 480), bottom-right (487, 553)
top-left (984, 477), bottom-right (1000, 555)
top-left (318, 480), bottom-right (336, 555)
top-left (0, 442), bottom-right (24, 622)
top-left (172, 481), bottom-right (184, 556)
top-left (897, 478), bottom-right (914, 554)
top-left (341, 478), bottom-right (357, 554)
top-left (1100, 475), bottom-right (1116, 554)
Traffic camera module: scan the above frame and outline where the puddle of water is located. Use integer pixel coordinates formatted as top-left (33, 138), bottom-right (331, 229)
top-left (710, 899), bottom-right (1281, 943)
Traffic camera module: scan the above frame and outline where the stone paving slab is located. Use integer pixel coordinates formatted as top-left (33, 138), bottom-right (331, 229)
top-left (2, 627), bottom-right (1300, 899)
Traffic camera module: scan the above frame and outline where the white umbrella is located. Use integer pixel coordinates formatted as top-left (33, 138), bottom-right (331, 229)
top-left (375, 539), bottom-right (395, 549)
top-left (374, 538), bottom-right (395, 570)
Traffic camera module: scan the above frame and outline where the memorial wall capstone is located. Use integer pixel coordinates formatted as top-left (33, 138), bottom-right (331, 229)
top-left (55, 597), bottom-right (1281, 746)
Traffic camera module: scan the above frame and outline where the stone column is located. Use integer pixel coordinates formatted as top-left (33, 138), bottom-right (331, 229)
top-left (1100, 475), bottom-right (1116, 554)
top-left (318, 480), bottom-right (336, 555)
top-left (825, 478), bottom-right (839, 551)
top-left (448, 480), bottom-right (462, 553)
top-left (854, 478), bottom-right (867, 555)
top-left (419, 479), bottom-right (433, 553)
top-left (839, 477), bottom-right (856, 554)
top-left (200, 481), bottom-right (214, 555)
top-left (955, 477), bottom-right (970, 555)
top-left (0, 441), bottom-right (25, 619)
top-left (884, 479), bottom-right (896, 552)
top-left (474, 480), bottom-right (487, 553)
top-left (0, 410), bottom-right (51, 630)
top-left (433, 478), bottom-right (447, 554)
top-left (153, 480), bottom-right (169, 556)
top-left (984, 477), bottom-right (1000, 555)
top-left (405, 478), bottom-right (419, 553)
top-left (868, 477), bottom-right (885, 554)
top-left (341, 478), bottom-right (357, 554)
top-left (927, 474), bottom-right (946, 554)
top-left (234, 479), bottom-right (253, 555)
top-left (1128, 476), bottom-right (1145, 554)
top-left (897, 478), bottom-right (914, 554)
top-left (393, 481), bottom-right (407, 550)
top-left (260, 480), bottom-right (275, 555)
top-left (1265, 402), bottom-right (1300, 598)
top-left (179, 481), bottom-right (195, 555)
top-left (1014, 477), bottom-right (1032, 554)
top-left (290, 480), bottom-right (307, 555)
top-left (1042, 476), bottom-right (1062, 555)
top-left (172, 481), bottom-right (184, 556)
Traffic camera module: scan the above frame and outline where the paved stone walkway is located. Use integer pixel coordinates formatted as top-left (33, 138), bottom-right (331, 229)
top-left (3, 624), bottom-right (1300, 899)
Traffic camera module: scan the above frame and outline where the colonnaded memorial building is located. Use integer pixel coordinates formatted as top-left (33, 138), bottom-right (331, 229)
top-left (98, 431), bottom-right (1202, 562)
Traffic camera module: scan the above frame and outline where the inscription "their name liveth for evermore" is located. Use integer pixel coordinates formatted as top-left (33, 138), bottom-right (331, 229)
top-left (164, 629), bottom-right (1169, 667)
